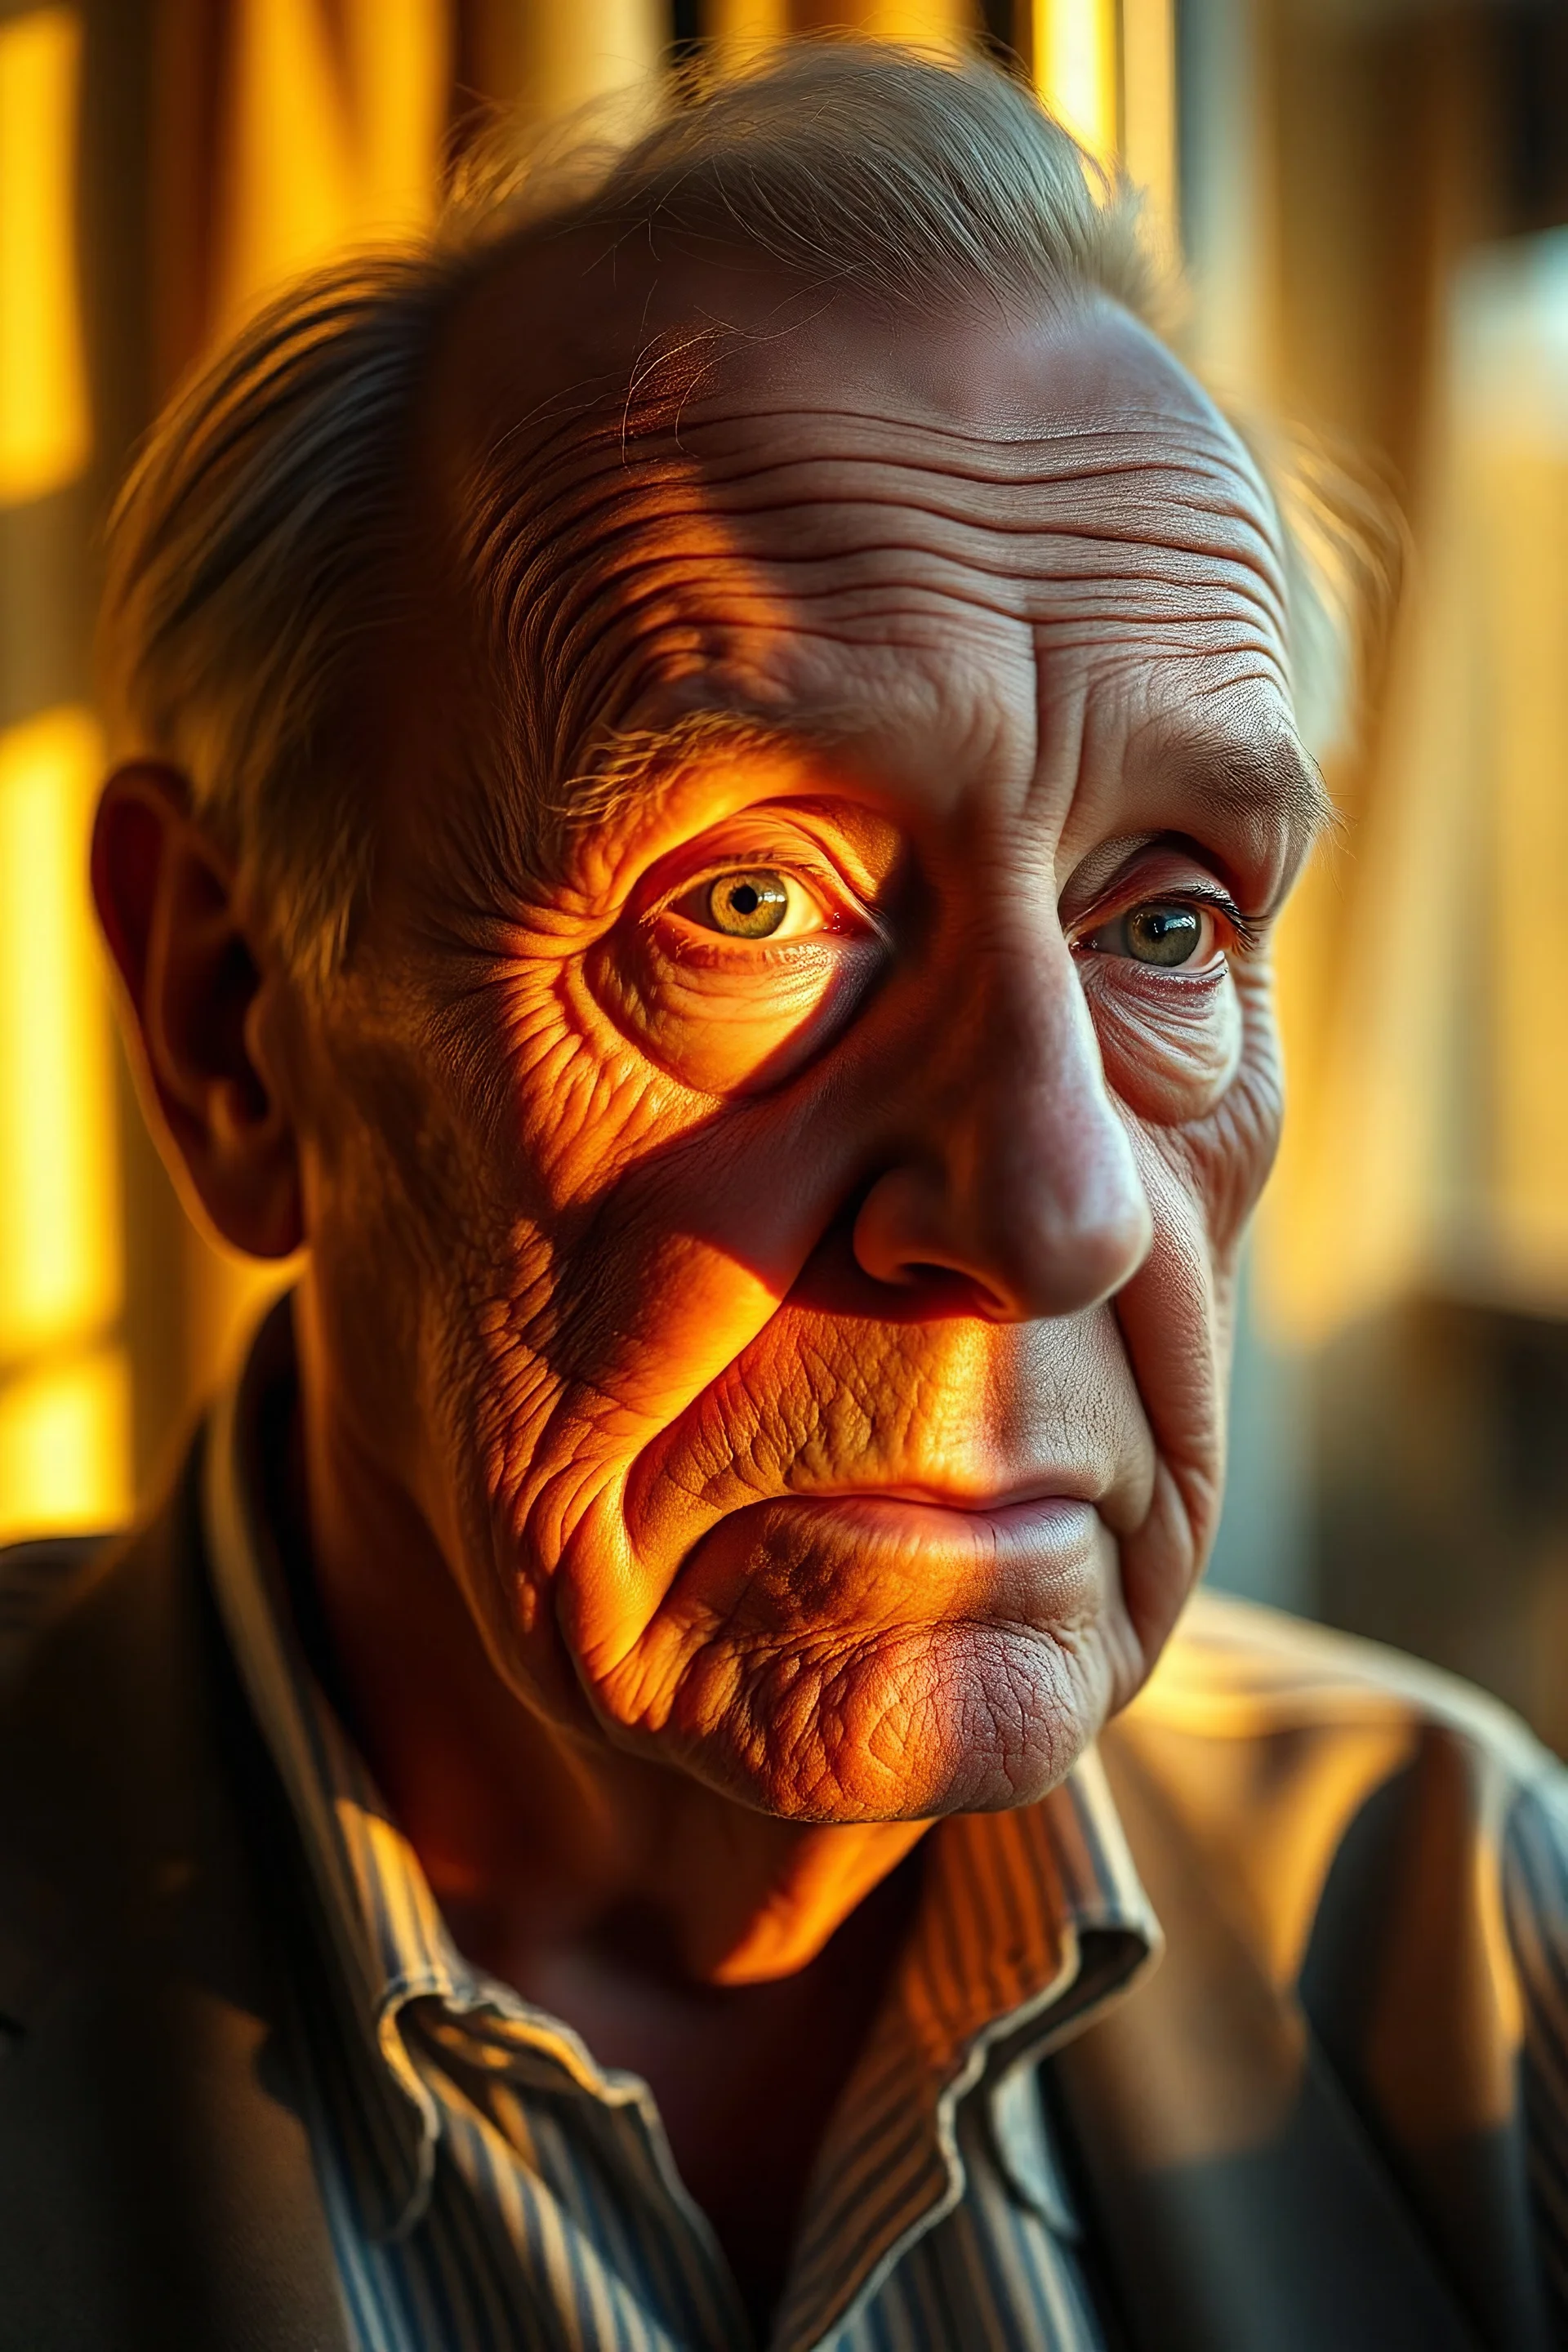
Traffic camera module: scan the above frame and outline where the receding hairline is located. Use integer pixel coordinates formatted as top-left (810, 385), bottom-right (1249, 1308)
top-left (418, 212), bottom-right (1145, 517)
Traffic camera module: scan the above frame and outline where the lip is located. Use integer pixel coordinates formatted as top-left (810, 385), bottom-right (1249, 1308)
top-left (778, 1489), bottom-right (1100, 1548)
top-left (659, 1485), bottom-right (1112, 1646)
top-left (792, 1478), bottom-right (1105, 1517)
top-left (691, 1490), bottom-right (1110, 1625)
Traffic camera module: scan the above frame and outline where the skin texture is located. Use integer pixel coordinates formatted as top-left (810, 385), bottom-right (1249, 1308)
top-left (95, 239), bottom-right (1327, 2312)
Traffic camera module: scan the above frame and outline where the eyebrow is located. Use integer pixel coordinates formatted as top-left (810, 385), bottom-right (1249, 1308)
top-left (543, 706), bottom-right (854, 864)
top-left (1133, 715), bottom-right (1339, 858)
top-left (544, 701), bottom-right (1338, 867)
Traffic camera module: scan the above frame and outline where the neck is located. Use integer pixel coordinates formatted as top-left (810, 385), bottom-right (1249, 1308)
top-left (281, 1316), bottom-right (929, 1992)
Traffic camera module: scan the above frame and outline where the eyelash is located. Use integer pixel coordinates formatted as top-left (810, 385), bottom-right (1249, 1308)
top-left (1191, 886), bottom-right (1259, 954)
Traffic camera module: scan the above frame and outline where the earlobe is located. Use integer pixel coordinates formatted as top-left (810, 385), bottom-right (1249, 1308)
top-left (91, 764), bottom-right (305, 1261)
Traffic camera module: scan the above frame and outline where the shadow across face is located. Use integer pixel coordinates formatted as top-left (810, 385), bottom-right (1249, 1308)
top-left (293, 266), bottom-right (1319, 1829)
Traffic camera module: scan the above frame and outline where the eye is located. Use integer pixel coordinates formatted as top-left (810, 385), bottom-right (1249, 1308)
top-left (1084, 898), bottom-right (1223, 969)
top-left (706, 870), bottom-right (790, 938)
top-left (671, 866), bottom-right (830, 942)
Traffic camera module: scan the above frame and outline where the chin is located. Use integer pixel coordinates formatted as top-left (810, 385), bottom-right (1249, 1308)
top-left (635, 1614), bottom-right (1118, 1824)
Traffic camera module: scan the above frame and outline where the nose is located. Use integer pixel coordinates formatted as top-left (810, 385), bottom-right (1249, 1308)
top-left (851, 936), bottom-right (1153, 1321)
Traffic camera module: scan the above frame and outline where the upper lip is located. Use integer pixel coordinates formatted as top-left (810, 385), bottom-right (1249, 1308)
top-left (791, 1475), bottom-right (1104, 1512)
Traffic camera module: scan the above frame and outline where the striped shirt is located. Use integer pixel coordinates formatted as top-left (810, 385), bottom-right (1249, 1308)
top-left (1503, 1775), bottom-right (1568, 2334)
top-left (202, 1323), bottom-right (1160, 2352)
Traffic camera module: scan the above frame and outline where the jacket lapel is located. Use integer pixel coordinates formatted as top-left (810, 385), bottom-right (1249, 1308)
top-left (1051, 1727), bottom-right (1496, 2352)
top-left (0, 1446), bottom-right (350, 2352)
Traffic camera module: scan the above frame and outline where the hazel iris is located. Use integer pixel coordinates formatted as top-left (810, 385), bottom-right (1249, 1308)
top-left (1125, 904), bottom-right (1202, 967)
top-left (707, 871), bottom-right (791, 938)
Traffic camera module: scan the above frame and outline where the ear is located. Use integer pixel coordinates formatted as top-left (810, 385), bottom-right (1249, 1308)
top-left (91, 764), bottom-right (304, 1259)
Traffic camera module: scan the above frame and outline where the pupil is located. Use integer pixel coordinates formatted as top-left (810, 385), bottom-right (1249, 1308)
top-left (731, 884), bottom-right (760, 915)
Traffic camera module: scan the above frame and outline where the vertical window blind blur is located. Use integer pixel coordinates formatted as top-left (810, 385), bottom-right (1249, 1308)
top-left (0, 9), bottom-right (125, 1540)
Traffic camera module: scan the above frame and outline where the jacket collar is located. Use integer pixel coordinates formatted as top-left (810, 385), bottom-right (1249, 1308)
top-left (0, 1440), bottom-right (352, 2350)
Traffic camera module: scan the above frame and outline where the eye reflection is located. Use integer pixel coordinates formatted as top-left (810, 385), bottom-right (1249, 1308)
top-left (1090, 902), bottom-right (1212, 969)
top-left (704, 870), bottom-right (792, 938)
top-left (1127, 904), bottom-right (1201, 966)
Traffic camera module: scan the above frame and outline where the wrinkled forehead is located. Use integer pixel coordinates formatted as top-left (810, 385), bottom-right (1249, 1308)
top-left (413, 234), bottom-right (1295, 818)
top-left (428, 231), bottom-right (1279, 570)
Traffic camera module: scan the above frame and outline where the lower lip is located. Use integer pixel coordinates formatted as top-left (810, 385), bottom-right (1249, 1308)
top-left (670, 1489), bottom-right (1107, 1629)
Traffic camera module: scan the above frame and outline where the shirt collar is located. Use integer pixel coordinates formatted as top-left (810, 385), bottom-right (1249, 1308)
top-left (204, 1295), bottom-right (1161, 2247)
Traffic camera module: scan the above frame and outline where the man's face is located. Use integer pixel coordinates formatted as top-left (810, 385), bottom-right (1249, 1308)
top-left (277, 264), bottom-right (1319, 1826)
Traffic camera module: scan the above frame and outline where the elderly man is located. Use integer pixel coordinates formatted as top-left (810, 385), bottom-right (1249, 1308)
top-left (2, 42), bottom-right (1565, 2352)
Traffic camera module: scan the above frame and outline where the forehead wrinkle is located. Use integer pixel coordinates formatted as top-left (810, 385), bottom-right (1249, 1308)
top-left (466, 400), bottom-right (1290, 674)
top-left (442, 310), bottom-right (1296, 874)
top-left (691, 463), bottom-right (1283, 579)
top-left (463, 487), bottom-right (1294, 872)
top-left (662, 401), bottom-right (1267, 483)
top-left (450, 393), bottom-right (774, 814)
top-left (626, 401), bottom-right (1276, 543)
top-left (469, 424), bottom-right (1289, 724)
top-left (672, 421), bottom-right (1290, 635)
top-left (461, 352), bottom-right (1279, 565)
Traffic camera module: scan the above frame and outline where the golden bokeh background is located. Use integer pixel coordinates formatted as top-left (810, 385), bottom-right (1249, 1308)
top-left (2, 0), bottom-right (1566, 1736)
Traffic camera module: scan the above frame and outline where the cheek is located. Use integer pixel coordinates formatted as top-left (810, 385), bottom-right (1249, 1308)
top-left (1107, 963), bottom-right (1286, 1646)
top-left (1163, 959), bottom-right (1285, 1257)
top-left (1086, 954), bottom-right (1282, 1261)
top-left (412, 1036), bottom-right (876, 1652)
top-left (582, 929), bottom-right (883, 1095)
top-left (1104, 1129), bottom-right (1232, 1674)
top-left (1085, 963), bottom-right (1244, 1125)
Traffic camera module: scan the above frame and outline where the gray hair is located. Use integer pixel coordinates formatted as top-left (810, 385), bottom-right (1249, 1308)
top-left (98, 39), bottom-right (1347, 987)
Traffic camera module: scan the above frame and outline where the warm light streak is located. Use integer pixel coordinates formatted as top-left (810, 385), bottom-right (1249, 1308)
top-left (0, 708), bottom-right (122, 1362)
top-left (519, 0), bottom-right (666, 119)
top-left (0, 709), bottom-right (127, 1540)
top-left (0, 1345), bottom-right (130, 1541)
top-left (835, 0), bottom-right (970, 44)
top-left (0, 7), bottom-right (91, 506)
top-left (706, 0), bottom-right (791, 59)
top-left (1480, 451), bottom-right (1568, 1297)
top-left (1258, 234), bottom-right (1568, 1339)
top-left (220, 0), bottom-right (447, 336)
top-left (1032, 0), bottom-right (1118, 172)
top-left (354, 0), bottom-right (449, 225)
top-left (1119, 0), bottom-right (1176, 241)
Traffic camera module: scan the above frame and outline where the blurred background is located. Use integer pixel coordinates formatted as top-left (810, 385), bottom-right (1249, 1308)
top-left (2, 0), bottom-right (1566, 1736)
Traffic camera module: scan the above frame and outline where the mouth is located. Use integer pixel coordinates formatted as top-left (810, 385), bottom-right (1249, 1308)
top-left (802, 1473), bottom-right (1102, 1512)
top-left (781, 1487), bottom-right (1101, 1556)
top-left (785, 1467), bottom-right (1110, 1538)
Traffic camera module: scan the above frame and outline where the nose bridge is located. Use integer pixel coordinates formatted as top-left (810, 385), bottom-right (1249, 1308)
top-left (856, 920), bottom-right (1153, 1320)
top-left (954, 927), bottom-right (1130, 1224)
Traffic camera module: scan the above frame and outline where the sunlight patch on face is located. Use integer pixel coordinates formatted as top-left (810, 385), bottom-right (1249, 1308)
top-left (325, 294), bottom-right (1300, 1838)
